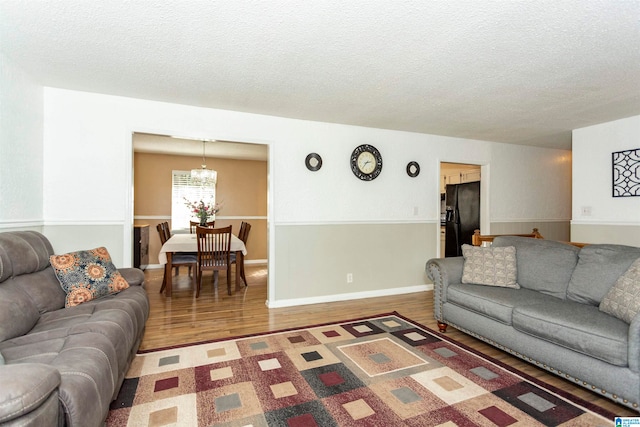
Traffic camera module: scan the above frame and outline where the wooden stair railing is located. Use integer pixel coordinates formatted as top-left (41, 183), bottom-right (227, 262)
top-left (471, 228), bottom-right (588, 248)
top-left (471, 228), bottom-right (543, 246)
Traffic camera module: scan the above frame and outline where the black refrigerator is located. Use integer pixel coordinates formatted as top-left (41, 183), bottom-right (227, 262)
top-left (444, 181), bottom-right (480, 257)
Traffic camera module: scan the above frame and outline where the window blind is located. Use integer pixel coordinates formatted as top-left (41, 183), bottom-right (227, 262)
top-left (171, 170), bottom-right (216, 230)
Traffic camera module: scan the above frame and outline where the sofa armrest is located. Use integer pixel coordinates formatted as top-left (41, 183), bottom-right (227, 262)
top-left (425, 257), bottom-right (464, 322)
top-left (0, 363), bottom-right (61, 424)
top-left (118, 267), bottom-right (145, 287)
top-left (628, 314), bottom-right (640, 372)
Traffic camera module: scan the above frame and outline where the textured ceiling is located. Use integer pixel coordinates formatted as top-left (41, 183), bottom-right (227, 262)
top-left (1, 0), bottom-right (639, 150)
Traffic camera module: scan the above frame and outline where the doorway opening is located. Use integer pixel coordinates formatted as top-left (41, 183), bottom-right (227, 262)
top-left (440, 162), bottom-right (482, 257)
top-left (131, 132), bottom-right (269, 297)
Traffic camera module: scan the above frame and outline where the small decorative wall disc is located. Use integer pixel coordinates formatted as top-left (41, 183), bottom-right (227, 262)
top-left (406, 161), bottom-right (420, 177)
top-left (305, 153), bottom-right (322, 171)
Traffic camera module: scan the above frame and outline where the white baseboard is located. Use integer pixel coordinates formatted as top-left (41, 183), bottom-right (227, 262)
top-left (266, 284), bottom-right (433, 308)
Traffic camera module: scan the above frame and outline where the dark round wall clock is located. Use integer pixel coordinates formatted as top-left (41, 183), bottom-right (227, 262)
top-left (406, 161), bottom-right (420, 177)
top-left (305, 153), bottom-right (322, 171)
top-left (350, 144), bottom-right (383, 181)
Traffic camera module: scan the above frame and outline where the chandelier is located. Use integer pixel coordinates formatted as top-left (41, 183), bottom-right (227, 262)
top-left (191, 140), bottom-right (217, 185)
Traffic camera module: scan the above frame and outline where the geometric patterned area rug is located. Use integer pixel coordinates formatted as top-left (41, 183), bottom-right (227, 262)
top-left (106, 312), bottom-right (616, 426)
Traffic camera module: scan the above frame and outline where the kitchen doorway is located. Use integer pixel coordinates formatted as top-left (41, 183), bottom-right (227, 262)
top-left (440, 162), bottom-right (482, 257)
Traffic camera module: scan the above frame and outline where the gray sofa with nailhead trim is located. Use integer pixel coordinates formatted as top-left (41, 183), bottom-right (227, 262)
top-left (0, 231), bottom-right (149, 426)
top-left (426, 236), bottom-right (640, 411)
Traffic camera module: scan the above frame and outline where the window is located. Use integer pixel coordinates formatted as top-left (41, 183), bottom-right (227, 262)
top-left (171, 170), bottom-right (216, 230)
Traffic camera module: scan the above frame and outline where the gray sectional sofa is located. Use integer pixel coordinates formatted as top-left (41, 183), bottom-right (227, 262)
top-left (426, 236), bottom-right (640, 411)
top-left (0, 231), bottom-right (149, 426)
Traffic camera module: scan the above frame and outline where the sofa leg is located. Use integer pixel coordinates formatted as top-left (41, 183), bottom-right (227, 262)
top-left (437, 322), bottom-right (448, 333)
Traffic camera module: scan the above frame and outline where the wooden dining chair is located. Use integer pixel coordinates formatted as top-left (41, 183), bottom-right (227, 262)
top-left (156, 222), bottom-right (170, 249)
top-left (190, 220), bottom-right (215, 233)
top-left (157, 222), bottom-right (197, 294)
top-left (157, 222), bottom-right (182, 276)
top-left (231, 221), bottom-right (251, 286)
top-left (196, 225), bottom-right (232, 297)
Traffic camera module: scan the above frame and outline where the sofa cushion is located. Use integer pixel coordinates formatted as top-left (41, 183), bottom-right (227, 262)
top-left (0, 332), bottom-right (119, 427)
top-left (492, 236), bottom-right (580, 299)
top-left (567, 244), bottom-right (640, 306)
top-left (447, 284), bottom-right (559, 325)
top-left (0, 363), bottom-right (61, 425)
top-left (512, 300), bottom-right (629, 366)
top-left (50, 247), bottom-right (130, 307)
top-left (0, 231), bottom-right (54, 283)
top-left (0, 281), bottom-right (40, 341)
top-left (0, 231), bottom-right (55, 341)
top-left (15, 286), bottom-right (149, 379)
top-left (11, 268), bottom-right (66, 314)
top-left (599, 257), bottom-right (640, 323)
top-left (461, 244), bottom-right (519, 288)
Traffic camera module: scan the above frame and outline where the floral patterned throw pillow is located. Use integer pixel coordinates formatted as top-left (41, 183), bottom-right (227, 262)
top-left (50, 247), bottom-right (129, 307)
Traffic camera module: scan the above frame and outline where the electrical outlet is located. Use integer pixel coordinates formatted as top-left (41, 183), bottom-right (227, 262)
top-left (346, 273), bottom-right (353, 283)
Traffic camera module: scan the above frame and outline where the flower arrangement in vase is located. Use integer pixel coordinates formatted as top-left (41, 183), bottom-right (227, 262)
top-left (184, 198), bottom-right (222, 226)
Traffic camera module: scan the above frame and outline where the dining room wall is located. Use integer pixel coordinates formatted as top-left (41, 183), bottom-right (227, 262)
top-left (133, 151), bottom-right (267, 265)
top-left (39, 87), bottom-right (572, 307)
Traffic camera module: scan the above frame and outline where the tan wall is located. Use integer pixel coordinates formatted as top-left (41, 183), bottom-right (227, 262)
top-left (489, 221), bottom-right (570, 242)
top-left (133, 152), bottom-right (267, 264)
top-left (571, 223), bottom-right (640, 246)
top-left (272, 222), bottom-right (435, 306)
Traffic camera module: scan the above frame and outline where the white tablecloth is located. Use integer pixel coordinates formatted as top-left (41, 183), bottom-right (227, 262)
top-left (158, 233), bottom-right (247, 265)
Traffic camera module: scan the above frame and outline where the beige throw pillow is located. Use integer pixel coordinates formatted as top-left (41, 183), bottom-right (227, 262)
top-left (461, 244), bottom-right (520, 288)
top-left (599, 257), bottom-right (640, 323)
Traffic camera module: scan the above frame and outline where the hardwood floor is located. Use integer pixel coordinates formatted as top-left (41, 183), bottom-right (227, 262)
top-left (140, 265), bottom-right (635, 417)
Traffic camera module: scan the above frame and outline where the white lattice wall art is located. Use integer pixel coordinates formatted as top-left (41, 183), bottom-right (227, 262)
top-left (612, 148), bottom-right (640, 197)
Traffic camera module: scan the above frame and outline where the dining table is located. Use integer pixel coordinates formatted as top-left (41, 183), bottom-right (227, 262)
top-left (158, 233), bottom-right (247, 297)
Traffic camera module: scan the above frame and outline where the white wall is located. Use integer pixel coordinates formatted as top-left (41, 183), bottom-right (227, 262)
top-left (572, 115), bottom-right (640, 245)
top-left (38, 88), bottom-right (572, 305)
top-left (490, 143), bottom-right (572, 222)
top-left (0, 53), bottom-right (43, 229)
top-left (488, 142), bottom-right (573, 241)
